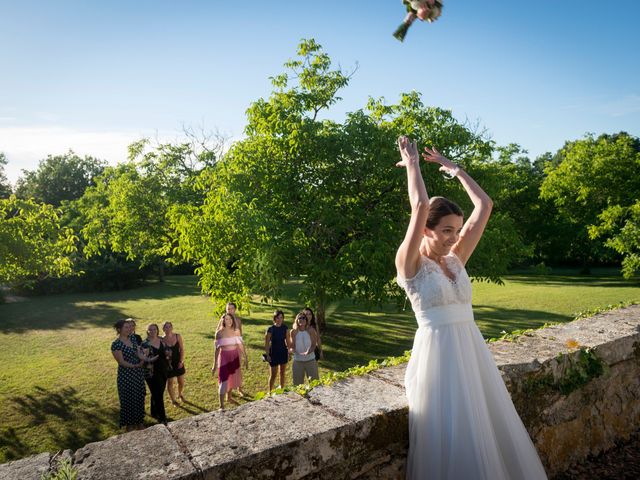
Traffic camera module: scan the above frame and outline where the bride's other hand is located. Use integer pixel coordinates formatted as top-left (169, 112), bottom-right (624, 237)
top-left (396, 136), bottom-right (420, 168)
top-left (422, 146), bottom-right (455, 169)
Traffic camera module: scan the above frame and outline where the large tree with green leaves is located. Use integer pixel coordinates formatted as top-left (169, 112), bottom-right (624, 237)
top-left (79, 136), bottom-right (220, 280)
top-left (540, 132), bottom-right (640, 270)
top-left (15, 151), bottom-right (106, 207)
top-left (172, 39), bottom-right (528, 328)
top-left (0, 196), bottom-right (77, 286)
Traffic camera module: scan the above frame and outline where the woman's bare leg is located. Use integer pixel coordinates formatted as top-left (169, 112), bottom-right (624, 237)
top-left (269, 366), bottom-right (278, 391)
top-left (177, 375), bottom-right (185, 400)
top-left (167, 377), bottom-right (178, 405)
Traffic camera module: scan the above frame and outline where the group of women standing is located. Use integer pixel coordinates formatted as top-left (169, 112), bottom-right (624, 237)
top-left (211, 304), bottom-right (322, 409)
top-left (112, 304), bottom-right (324, 426)
top-left (264, 308), bottom-right (322, 390)
top-left (110, 319), bottom-right (187, 430)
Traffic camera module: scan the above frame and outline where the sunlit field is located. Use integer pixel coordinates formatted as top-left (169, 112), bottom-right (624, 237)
top-left (1, 271), bottom-right (638, 463)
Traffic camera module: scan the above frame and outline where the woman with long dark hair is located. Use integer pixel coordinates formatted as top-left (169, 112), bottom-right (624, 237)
top-left (162, 321), bottom-right (186, 405)
top-left (395, 136), bottom-right (547, 479)
top-left (141, 323), bottom-right (169, 424)
top-left (303, 307), bottom-right (323, 361)
top-left (264, 310), bottom-right (289, 391)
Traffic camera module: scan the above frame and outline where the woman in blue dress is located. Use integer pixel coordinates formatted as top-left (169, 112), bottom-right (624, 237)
top-left (264, 310), bottom-right (290, 391)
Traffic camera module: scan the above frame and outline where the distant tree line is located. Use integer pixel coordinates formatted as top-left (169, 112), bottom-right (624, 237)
top-left (1, 40), bottom-right (638, 322)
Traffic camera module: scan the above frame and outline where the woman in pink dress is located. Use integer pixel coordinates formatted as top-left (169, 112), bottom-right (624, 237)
top-left (211, 313), bottom-right (248, 409)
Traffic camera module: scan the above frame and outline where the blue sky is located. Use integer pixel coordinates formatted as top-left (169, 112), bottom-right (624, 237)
top-left (1, 0), bottom-right (639, 183)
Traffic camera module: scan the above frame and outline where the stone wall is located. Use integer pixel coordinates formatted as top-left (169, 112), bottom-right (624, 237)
top-left (2, 305), bottom-right (639, 479)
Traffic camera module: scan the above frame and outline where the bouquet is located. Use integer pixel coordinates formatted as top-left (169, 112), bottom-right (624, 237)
top-left (393, 0), bottom-right (443, 42)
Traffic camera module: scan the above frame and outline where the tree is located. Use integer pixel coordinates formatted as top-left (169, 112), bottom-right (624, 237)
top-left (0, 196), bottom-right (77, 286)
top-left (15, 151), bottom-right (106, 206)
top-left (79, 135), bottom-right (220, 280)
top-left (590, 200), bottom-right (640, 278)
top-left (172, 39), bottom-right (527, 329)
top-left (0, 153), bottom-right (12, 199)
top-left (540, 132), bottom-right (640, 270)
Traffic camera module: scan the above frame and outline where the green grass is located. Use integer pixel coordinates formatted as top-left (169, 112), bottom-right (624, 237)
top-left (0, 271), bottom-right (638, 463)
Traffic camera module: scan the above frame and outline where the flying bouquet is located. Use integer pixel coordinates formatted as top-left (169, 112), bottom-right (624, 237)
top-left (393, 0), bottom-right (443, 42)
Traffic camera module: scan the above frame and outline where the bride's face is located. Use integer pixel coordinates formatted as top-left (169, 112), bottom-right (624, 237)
top-left (423, 214), bottom-right (464, 255)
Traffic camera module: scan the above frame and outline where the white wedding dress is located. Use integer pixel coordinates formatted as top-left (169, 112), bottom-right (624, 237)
top-left (398, 253), bottom-right (548, 480)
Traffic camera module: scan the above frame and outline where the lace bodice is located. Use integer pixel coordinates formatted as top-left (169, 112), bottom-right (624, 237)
top-left (397, 253), bottom-right (472, 314)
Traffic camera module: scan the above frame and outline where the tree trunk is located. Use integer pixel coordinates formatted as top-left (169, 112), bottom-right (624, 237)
top-left (315, 288), bottom-right (327, 333)
top-left (158, 261), bottom-right (165, 282)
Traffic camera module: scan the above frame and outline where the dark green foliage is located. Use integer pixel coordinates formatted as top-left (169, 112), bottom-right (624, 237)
top-left (15, 151), bottom-right (106, 206)
top-left (0, 196), bottom-right (77, 286)
top-left (13, 254), bottom-right (150, 295)
top-left (77, 136), bottom-right (219, 280)
top-left (541, 132), bottom-right (640, 270)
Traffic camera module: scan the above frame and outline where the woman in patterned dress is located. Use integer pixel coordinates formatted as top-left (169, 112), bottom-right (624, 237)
top-left (111, 319), bottom-right (150, 431)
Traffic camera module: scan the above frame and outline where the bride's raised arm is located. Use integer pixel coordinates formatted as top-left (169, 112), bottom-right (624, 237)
top-left (422, 147), bottom-right (493, 265)
top-left (395, 136), bottom-right (430, 279)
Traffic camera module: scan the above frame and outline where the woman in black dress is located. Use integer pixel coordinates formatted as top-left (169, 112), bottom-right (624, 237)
top-left (264, 310), bottom-right (289, 391)
top-left (162, 321), bottom-right (186, 405)
top-left (141, 323), bottom-right (169, 424)
top-left (110, 319), bottom-right (148, 431)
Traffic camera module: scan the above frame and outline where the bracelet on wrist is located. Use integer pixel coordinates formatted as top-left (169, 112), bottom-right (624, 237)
top-left (442, 165), bottom-right (461, 179)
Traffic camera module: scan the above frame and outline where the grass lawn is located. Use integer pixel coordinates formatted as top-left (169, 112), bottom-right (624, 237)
top-left (0, 271), bottom-right (638, 463)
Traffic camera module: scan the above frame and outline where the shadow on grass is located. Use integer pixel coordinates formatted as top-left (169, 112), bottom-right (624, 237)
top-left (320, 309), bottom-right (416, 372)
top-left (0, 301), bottom-right (129, 334)
top-left (3, 386), bottom-right (117, 461)
top-left (0, 427), bottom-right (31, 462)
top-left (0, 276), bottom-right (202, 334)
top-left (505, 274), bottom-right (639, 289)
top-left (474, 305), bottom-right (571, 339)
top-left (320, 304), bottom-right (575, 371)
top-left (173, 399), bottom-right (209, 415)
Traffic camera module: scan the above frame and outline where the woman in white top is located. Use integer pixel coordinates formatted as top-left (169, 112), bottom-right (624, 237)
top-left (289, 312), bottom-right (319, 385)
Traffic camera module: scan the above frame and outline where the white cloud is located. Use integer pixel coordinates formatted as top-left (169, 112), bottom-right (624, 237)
top-left (0, 126), bottom-right (180, 184)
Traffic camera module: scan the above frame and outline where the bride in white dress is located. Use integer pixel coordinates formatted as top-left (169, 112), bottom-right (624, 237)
top-left (395, 136), bottom-right (548, 480)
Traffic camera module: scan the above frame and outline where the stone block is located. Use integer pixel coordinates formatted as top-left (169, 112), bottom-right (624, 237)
top-left (307, 374), bottom-right (407, 422)
top-left (370, 364), bottom-right (406, 389)
top-left (0, 452), bottom-right (50, 480)
top-left (73, 424), bottom-right (198, 479)
top-left (168, 392), bottom-right (348, 479)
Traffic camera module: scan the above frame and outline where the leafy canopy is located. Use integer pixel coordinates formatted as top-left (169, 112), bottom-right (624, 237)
top-left (0, 196), bottom-right (77, 285)
top-left (541, 132), bottom-right (640, 271)
top-left (172, 39), bottom-right (526, 324)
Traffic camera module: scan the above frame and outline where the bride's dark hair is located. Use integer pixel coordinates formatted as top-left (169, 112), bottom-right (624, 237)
top-left (426, 197), bottom-right (463, 230)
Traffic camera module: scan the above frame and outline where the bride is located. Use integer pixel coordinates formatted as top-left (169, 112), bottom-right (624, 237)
top-left (395, 136), bottom-right (548, 479)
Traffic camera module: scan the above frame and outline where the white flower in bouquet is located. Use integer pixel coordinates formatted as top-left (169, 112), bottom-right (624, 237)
top-left (393, 0), bottom-right (443, 42)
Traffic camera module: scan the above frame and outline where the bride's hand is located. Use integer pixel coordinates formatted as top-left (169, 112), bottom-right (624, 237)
top-left (422, 146), bottom-right (456, 170)
top-left (396, 136), bottom-right (419, 168)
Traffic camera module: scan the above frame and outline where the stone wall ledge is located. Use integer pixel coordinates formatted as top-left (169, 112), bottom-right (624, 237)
top-left (2, 305), bottom-right (639, 479)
